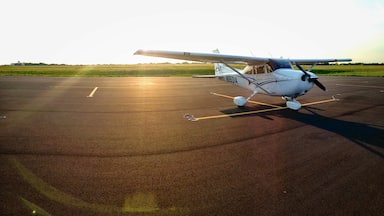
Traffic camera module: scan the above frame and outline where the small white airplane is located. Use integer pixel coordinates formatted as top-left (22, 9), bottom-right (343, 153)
top-left (134, 49), bottom-right (351, 110)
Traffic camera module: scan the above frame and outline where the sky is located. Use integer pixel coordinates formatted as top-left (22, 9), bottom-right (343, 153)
top-left (1, 0), bottom-right (383, 64)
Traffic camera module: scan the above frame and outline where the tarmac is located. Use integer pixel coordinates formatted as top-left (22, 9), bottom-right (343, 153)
top-left (0, 76), bottom-right (383, 215)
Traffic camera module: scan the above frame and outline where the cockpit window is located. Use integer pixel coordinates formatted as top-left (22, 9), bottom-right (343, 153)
top-left (244, 64), bottom-right (273, 74)
top-left (268, 59), bottom-right (293, 70)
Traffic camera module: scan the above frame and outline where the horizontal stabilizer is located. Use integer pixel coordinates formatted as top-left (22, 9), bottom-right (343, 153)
top-left (192, 75), bottom-right (216, 78)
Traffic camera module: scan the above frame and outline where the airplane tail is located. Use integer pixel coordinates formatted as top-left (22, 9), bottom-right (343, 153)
top-left (213, 49), bottom-right (239, 76)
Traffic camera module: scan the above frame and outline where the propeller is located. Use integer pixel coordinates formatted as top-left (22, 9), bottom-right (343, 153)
top-left (313, 79), bottom-right (326, 91)
top-left (295, 63), bottom-right (326, 91)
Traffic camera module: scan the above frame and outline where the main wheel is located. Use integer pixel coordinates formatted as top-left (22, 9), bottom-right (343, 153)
top-left (233, 96), bottom-right (247, 107)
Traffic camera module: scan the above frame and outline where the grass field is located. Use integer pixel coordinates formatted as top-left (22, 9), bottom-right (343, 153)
top-left (0, 64), bottom-right (383, 77)
top-left (311, 64), bottom-right (384, 77)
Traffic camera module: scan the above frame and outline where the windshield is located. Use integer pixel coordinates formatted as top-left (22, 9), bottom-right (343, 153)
top-left (268, 59), bottom-right (293, 70)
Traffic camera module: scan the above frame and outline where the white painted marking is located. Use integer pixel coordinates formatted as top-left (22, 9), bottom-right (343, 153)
top-left (87, 87), bottom-right (99, 98)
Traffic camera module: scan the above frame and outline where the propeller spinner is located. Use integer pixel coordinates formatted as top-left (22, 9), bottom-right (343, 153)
top-left (295, 63), bottom-right (326, 91)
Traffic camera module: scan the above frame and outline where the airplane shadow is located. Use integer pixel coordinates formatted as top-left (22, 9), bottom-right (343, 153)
top-left (221, 106), bottom-right (384, 159)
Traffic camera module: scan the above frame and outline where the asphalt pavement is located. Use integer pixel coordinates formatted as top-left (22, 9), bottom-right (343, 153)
top-left (0, 76), bottom-right (383, 215)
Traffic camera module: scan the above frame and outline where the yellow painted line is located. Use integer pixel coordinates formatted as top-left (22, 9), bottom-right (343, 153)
top-left (336, 84), bottom-right (384, 89)
top-left (9, 156), bottom-right (184, 214)
top-left (8, 156), bottom-right (120, 213)
top-left (20, 197), bottom-right (52, 216)
top-left (247, 100), bottom-right (283, 108)
top-left (122, 192), bottom-right (159, 213)
top-left (87, 87), bottom-right (99, 98)
top-left (211, 92), bottom-right (283, 108)
top-left (194, 106), bottom-right (288, 121)
top-left (301, 97), bottom-right (338, 106)
top-left (192, 97), bottom-right (338, 121)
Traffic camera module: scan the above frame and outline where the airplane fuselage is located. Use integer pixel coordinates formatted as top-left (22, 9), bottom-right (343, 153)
top-left (219, 68), bottom-right (315, 98)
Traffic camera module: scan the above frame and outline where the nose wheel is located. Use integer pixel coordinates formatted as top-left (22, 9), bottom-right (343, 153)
top-left (283, 96), bottom-right (302, 110)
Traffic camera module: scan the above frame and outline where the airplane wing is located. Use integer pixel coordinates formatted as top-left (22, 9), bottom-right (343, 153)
top-left (134, 49), bottom-right (352, 65)
top-left (134, 49), bottom-right (269, 65)
top-left (290, 58), bottom-right (352, 65)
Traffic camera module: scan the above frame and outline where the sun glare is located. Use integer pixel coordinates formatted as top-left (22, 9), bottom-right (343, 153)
top-left (137, 78), bottom-right (155, 88)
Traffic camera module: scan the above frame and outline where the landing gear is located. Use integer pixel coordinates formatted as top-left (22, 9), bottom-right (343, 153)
top-left (283, 96), bottom-right (302, 110)
top-left (233, 91), bottom-right (258, 107)
top-left (233, 96), bottom-right (247, 107)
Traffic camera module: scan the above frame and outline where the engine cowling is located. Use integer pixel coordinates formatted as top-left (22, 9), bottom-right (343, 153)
top-left (233, 96), bottom-right (247, 107)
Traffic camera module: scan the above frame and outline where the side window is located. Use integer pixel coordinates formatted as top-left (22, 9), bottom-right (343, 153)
top-left (264, 64), bottom-right (273, 73)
